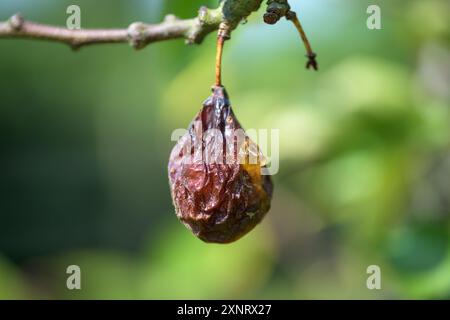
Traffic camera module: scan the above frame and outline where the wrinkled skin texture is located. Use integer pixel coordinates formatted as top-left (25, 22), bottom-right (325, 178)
top-left (168, 86), bottom-right (273, 243)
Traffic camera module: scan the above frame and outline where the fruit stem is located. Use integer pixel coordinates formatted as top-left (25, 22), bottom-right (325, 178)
top-left (215, 36), bottom-right (225, 86)
top-left (215, 23), bottom-right (231, 87)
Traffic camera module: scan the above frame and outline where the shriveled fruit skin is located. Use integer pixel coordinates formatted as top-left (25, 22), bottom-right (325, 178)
top-left (168, 86), bottom-right (273, 243)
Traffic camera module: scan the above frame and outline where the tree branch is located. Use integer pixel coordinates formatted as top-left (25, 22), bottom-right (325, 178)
top-left (0, 9), bottom-right (219, 50)
top-left (0, 1), bottom-right (264, 50)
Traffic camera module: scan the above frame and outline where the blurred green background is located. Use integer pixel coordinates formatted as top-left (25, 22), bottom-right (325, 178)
top-left (0, 0), bottom-right (449, 299)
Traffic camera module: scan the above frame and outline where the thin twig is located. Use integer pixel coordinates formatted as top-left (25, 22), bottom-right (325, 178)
top-left (286, 11), bottom-right (318, 70)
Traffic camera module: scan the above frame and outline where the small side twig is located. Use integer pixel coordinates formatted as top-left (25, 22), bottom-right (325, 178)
top-left (263, 0), bottom-right (318, 70)
top-left (286, 11), bottom-right (318, 70)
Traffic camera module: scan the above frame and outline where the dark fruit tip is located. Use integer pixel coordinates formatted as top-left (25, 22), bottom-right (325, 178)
top-left (210, 84), bottom-right (229, 100)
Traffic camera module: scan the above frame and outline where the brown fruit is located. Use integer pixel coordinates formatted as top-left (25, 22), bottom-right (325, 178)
top-left (168, 86), bottom-right (273, 243)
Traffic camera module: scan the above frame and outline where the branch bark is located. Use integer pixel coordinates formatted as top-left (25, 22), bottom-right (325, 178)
top-left (0, 1), bottom-right (264, 50)
top-left (0, 10), bottom-right (219, 50)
